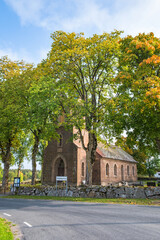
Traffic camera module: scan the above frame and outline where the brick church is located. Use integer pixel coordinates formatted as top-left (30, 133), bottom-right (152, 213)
top-left (42, 126), bottom-right (137, 186)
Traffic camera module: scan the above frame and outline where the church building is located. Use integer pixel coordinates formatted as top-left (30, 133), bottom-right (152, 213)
top-left (42, 126), bottom-right (137, 186)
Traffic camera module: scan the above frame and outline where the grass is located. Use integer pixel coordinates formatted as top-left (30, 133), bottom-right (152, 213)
top-left (0, 218), bottom-right (14, 240)
top-left (1, 195), bottom-right (160, 206)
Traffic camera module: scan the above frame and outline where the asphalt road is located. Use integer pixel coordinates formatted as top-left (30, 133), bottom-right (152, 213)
top-left (0, 198), bottom-right (160, 240)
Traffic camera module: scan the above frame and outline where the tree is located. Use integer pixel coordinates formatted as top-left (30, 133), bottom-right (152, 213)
top-left (145, 157), bottom-right (160, 177)
top-left (0, 163), bottom-right (3, 183)
top-left (114, 32), bottom-right (160, 156)
top-left (13, 131), bottom-right (30, 177)
top-left (47, 31), bottom-right (122, 185)
top-left (0, 56), bottom-right (31, 190)
top-left (17, 66), bottom-right (60, 185)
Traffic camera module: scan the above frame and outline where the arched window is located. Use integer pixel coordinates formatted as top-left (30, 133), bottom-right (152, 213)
top-left (132, 166), bottom-right (134, 176)
top-left (114, 164), bottom-right (117, 176)
top-left (121, 165), bottom-right (124, 181)
top-left (106, 163), bottom-right (109, 176)
top-left (58, 134), bottom-right (63, 147)
top-left (82, 162), bottom-right (84, 177)
top-left (58, 159), bottom-right (64, 176)
top-left (127, 166), bottom-right (129, 176)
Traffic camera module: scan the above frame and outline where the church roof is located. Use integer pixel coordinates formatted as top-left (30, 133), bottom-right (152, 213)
top-left (97, 143), bottom-right (137, 163)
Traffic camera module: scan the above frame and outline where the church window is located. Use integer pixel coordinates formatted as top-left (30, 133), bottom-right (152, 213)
top-left (58, 134), bottom-right (63, 147)
top-left (82, 162), bottom-right (84, 177)
top-left (106, 163), bottom-right (109, 176)
top-left (114, 164), bottom-right (117, 176)
top-left (127, 165), bottom-right (129, 176)
top-left (132, 166), bottom-right (134, 176)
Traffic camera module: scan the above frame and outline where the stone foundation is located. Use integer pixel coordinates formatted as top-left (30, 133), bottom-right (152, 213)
top-left (15, 185), bottom-right (160, 199)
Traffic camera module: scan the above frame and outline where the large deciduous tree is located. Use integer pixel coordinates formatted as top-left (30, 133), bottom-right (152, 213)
top-left (18, 66), bottom-right (60, 185)
top-left (114, 32), bottom-right (160, 156)
top-left (0, 56), bottom-right (31, 190)
top-left (47, 31), bottom-right (122, 185)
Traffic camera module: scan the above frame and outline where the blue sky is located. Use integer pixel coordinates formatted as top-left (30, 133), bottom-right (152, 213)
top-left (1, 0), bottom-right (160, 65)
top-left (1, 0), bottom-right (160, 169)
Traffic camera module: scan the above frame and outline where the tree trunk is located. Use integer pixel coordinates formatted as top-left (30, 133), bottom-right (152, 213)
top-left (86, 132), bottom-right (97, 185)
top-left (86, 151), bottom-right (93, 185)
top-left (41, 149), bottom-right (45, 184)
top-left (1, 142), bottom-right (11, 193)
top-left (17, 160), bottom-right (22, 178)
top-left (2, 161), bottom-right (10, 193)
top-left (31, 133), bottom-right (39, 185)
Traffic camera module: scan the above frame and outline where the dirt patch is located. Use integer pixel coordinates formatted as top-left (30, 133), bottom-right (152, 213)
top-left (11, 222), bottom-right (23, 240)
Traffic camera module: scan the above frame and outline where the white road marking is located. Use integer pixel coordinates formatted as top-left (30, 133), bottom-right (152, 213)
top-left (24, 222), bottom-right (32, 228)
top-left (3, 213), bottom-right (11, 217)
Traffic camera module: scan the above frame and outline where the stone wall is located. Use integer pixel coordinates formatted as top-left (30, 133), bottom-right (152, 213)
top-left (15, 185), bottom-right (160, 199)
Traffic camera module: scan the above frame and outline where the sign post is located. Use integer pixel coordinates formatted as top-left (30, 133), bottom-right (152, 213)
top-left (13, 177), bottom-right (20, 192)
top-left (56, 176), bottom-right (68, 195)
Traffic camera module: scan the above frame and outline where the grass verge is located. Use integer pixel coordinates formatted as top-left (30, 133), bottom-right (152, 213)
top-left (0, 218), bottom-right (14, 240)
top-left (1, 195), bottom-right (160, 206)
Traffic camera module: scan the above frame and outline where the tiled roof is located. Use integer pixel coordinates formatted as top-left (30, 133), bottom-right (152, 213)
top-left (97, 143), bottom-right (137, 163)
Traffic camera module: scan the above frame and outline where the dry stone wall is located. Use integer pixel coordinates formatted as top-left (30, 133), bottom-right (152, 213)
top-left (15, 185), bottom-right (160, 199)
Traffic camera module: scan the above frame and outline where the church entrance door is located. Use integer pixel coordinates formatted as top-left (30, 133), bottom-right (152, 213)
top-left (58, 159), bottom-right (64, 176)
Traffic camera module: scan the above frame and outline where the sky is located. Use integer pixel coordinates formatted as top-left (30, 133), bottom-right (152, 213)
top-left (1, 0), bottom-right (160, 65)
top-left (1, 0), bottom-right (160, 169)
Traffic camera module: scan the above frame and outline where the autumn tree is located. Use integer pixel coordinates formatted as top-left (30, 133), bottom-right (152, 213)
top-left (113, 33), bottom-right (160, 158)
top-left (47, 31), bottom-right (122, 185)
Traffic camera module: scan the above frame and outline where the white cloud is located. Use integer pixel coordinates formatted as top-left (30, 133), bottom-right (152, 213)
top-left (60, 1), bottom-right (111, 34)
top-left (0, 47), bottom-right (37, 64)
top-left (111, 0), bottom-right (160, 36)
top-left (0, 48), bottom-right (19, 61)
top-left (39, 48), bottom-right (50, 61)
top-left (5, 0), bottom-right (46, 25)
top-left (4, 0), bottom-right (160, 36)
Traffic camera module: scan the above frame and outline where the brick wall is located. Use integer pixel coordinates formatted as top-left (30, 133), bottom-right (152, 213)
top-left (100, 158), bottom-right (137, 186)
top-left (42, 127), bottom-right (137, 186)
top-left (42, 127), bottom-right (77, 185)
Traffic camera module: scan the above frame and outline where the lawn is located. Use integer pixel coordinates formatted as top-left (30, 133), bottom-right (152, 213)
top-left (1, 195), bottom-right (160, 206)
top-left (0, 218), bottom-right (14, 240)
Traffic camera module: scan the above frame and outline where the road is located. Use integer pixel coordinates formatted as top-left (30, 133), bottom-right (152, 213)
top-left (0, 198), bottom-right (160, 240)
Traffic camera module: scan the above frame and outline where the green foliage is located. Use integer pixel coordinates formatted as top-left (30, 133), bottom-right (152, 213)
top-left (22, 169), bottom-right (32, 181)
top-left (0, 169), bottom-right (41, 184)
top-left (48, 30), bottom-right (122, 134)
top-left (47, 31), bottom-right (122, 184)
top-left (0, 56), bottom-right (32, 188)
top-left (13, 132), bottom-right (30, 168)
top-left (0, 163), bottom-right (3, 182)
top-left (1, 31), bottom-right (160, 186)
top-left (145, 158), bottom-right (160, 177)
top-left (114, 33), bottom-right (160, 156)
top-left (16, 66), bottom-right (60, 185)
top-left (0, 218), bottom-right (14, 240)
top-left (116, 137), bottom-right (148, 175)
